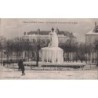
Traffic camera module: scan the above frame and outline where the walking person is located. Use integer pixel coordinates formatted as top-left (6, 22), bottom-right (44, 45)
top-left (18, 59), bottom-right (25, 76)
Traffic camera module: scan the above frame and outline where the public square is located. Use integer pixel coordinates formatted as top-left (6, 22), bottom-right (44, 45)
top-left (0, 63), bottom-right (98, 79)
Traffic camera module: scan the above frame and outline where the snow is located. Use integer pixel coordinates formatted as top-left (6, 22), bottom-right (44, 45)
top-left (0, 64), bottom-right (98, 79)
top-left (86, 29), bottom-right (98, 35)
top-left (23, 61), bottom-right (86, 66)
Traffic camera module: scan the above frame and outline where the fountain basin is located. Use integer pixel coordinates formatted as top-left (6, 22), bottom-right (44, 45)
top-left (41, 47), bottom-right (64, 64)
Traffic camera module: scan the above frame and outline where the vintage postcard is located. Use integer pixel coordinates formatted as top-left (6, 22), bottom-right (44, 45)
top-left (0, 18), bottom-right (98, 79)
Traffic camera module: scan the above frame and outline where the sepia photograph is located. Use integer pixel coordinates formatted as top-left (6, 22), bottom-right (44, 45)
top-left (1, 1), bottom-right (98, 98)
top-left (0, 18), bottom-right (98, 79)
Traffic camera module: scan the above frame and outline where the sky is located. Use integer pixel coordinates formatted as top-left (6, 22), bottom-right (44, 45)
top-left (0, 18), bottom-right (98, 42)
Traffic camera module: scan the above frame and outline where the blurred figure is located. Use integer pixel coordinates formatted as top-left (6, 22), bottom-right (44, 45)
top-left (18, 59), bottom-right (25, 76)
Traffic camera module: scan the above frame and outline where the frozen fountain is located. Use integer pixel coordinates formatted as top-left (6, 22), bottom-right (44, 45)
top-left (24, 28), bottom-right (85, 68)
top-left (41, 28), bottom-right (64, 64)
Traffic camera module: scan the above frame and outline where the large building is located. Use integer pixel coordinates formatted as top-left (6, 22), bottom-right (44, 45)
top-left (22, 29), bottom-right (77, 44)
top-left (86, 22), bottom-right (98, 46)
top-left (85, 22), bottom-right (98, 63)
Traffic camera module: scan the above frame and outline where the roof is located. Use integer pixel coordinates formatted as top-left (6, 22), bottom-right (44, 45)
top-left (27, 31), bottom-right (71, 36)
top-left (86, 29), bottom-right (98, 35)
top-left (86, 24), bottom-right (98, 35)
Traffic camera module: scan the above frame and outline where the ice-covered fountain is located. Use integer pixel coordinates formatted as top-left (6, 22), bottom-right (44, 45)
top-left (24, 28), bottom-right (86, 68)
top-left (41, 28), bottom-right (64, 64)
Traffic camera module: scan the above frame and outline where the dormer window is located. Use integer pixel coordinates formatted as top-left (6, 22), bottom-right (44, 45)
top-left (94, 22), bottom-right (98, 32)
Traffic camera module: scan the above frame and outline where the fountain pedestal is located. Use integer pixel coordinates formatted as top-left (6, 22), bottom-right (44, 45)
top-left (41, 28), bottom-right (64, 64)
top-left (41, 47), bottom-right (63, 64)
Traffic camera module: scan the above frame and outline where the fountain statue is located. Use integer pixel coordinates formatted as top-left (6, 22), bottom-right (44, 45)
top-left (48, 28), bottom-right (58, 47)
top-left (41, 28), bottom-right (64, 64)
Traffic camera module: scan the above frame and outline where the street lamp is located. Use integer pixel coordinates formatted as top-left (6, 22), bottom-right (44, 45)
top-left (36, 29), bottom-right (40, 66)
top-left (96, 44), bottom-right (98, 66)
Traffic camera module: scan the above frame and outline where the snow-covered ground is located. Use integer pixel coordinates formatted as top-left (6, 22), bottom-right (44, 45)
top-left (0, 64), bottom-right (98, 79)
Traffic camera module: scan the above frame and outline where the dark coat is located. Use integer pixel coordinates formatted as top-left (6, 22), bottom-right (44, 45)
top-left (18, 60), bottom-right (25, 71)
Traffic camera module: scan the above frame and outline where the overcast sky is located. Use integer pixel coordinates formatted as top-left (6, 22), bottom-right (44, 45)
top-left (0, 18), bottom-right (98, 42)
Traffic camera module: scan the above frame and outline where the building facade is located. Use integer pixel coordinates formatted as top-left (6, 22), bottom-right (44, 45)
top-left (86, 22), bottom-right (98, 45)
top-left (22, 29), bottom-right (76, 44)
top-left (85, 23), bottom-right (98, 64)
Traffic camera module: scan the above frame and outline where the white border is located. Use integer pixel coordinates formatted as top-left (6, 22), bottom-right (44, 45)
top-left (0, 0), bottom-right (98, 98)
top-left (0, 0), bottom-right (98, 18)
